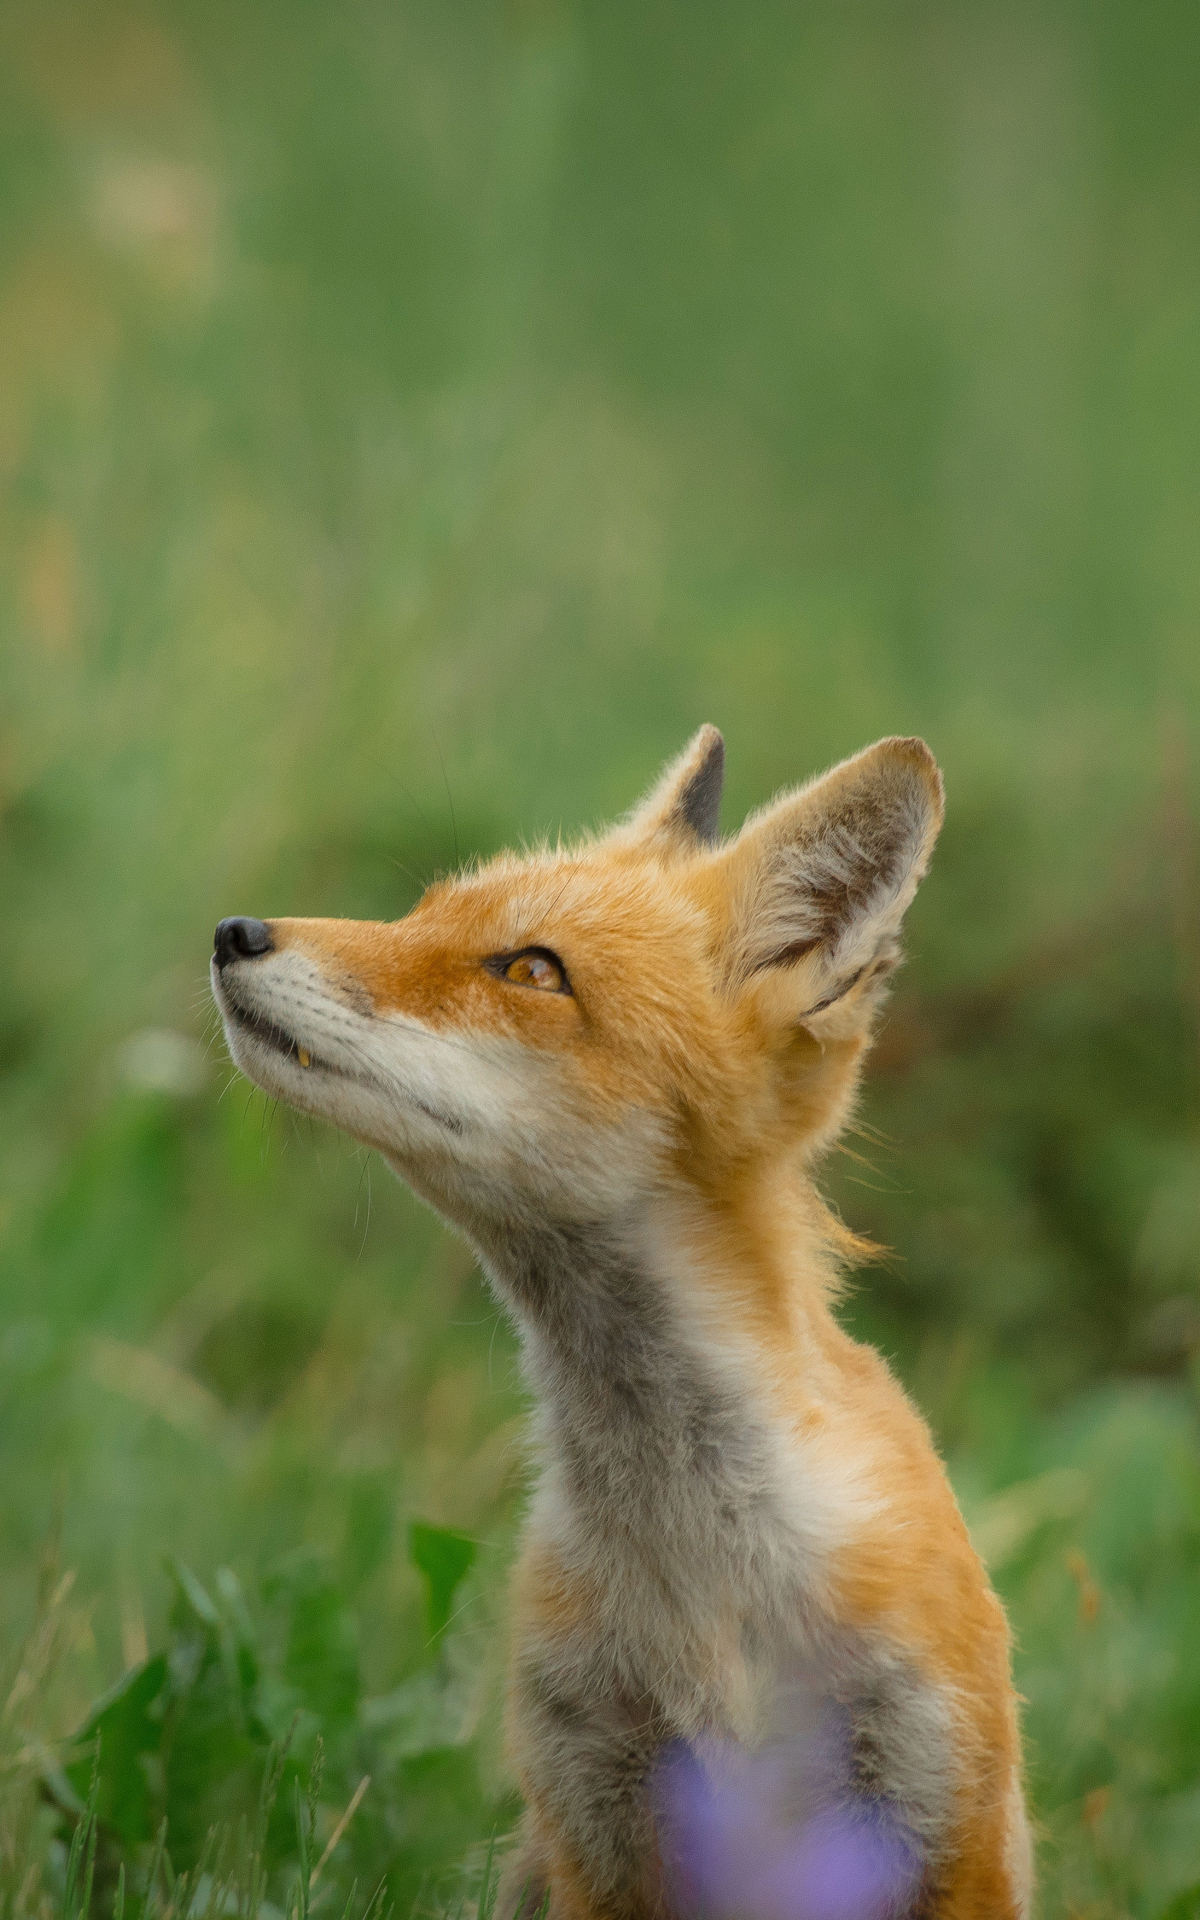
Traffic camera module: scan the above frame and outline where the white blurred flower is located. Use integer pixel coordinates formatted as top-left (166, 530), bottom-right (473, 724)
top-left (88, 156), bottom-right (213, 248)
top-left (117, 1027), bottom-right (207, 1097)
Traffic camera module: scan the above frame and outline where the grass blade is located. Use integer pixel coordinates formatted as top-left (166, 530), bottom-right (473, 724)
top-left (309, 1776), bottom-right (370, 1891)
top-left (478, 1834), bottom-right (498, 1920)
top-left (143, 1818), bottom-right (169, 1920)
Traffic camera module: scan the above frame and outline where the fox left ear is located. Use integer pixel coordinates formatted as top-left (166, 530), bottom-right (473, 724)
top-left (721, 736), bottom-right (944, 1028)
top-left (617, 724), bottom-right (726, 854)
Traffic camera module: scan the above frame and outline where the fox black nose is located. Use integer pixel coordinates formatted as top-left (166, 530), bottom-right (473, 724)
top-left (213, 917), bottom-right (274, 968)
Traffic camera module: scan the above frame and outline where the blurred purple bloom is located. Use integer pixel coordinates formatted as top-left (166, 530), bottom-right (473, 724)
top-left (654, 1736), bottom-right (922, 1920)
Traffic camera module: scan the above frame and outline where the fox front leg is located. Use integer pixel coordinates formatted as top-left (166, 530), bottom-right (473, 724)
top-left (503, 1659), bottom-right (670, 1920)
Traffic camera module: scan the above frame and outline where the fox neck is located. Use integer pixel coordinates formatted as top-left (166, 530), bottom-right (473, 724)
top-left (469, 1180), bottom-right (829, 1596)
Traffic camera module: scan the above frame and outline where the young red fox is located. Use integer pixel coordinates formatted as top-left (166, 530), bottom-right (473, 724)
top-left (212, 731), bottom-right (1032, 1919)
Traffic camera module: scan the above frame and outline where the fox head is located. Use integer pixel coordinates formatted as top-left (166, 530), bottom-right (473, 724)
top-left (211, 732), bottom-right (942, 1235)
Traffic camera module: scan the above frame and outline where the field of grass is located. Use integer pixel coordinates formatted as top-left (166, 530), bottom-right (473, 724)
top-left (2, 2), bottom-right (1200, 1914)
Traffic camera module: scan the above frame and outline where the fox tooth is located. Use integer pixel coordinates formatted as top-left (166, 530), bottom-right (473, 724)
top-left (297, 1048), bottom-right (311, 1068)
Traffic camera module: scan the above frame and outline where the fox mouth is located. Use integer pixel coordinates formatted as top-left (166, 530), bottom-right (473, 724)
top-left (217, 979), bottom-right (465, 1135)
top-left (224, 994), bottom-right (319, 1071)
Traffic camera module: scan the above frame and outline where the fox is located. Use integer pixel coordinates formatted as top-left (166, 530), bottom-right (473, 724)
top-left (211, 728), bottom-right (1032, 1920)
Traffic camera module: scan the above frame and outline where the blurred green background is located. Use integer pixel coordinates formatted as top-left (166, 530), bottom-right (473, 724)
top-left (2, 2), bottom-right (1200, 1914)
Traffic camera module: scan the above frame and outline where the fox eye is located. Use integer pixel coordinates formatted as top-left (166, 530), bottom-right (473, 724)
top-left (487, 948), bottom-right (571, 994)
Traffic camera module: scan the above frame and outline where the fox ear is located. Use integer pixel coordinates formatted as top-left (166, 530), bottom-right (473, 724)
top-left (618, 725), bottom-right (726, 854)
top-left (722, 737), bottom-right (943, 1027)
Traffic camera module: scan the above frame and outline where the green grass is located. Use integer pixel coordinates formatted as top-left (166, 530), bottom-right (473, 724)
top-left (2, 0), bottom-right (1200, 1913)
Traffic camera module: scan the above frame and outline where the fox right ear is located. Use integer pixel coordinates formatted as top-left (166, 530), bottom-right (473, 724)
top-left (720, 736), bottom-right (943, 1030)
top-left (615, 725), bottom-right (726, 855)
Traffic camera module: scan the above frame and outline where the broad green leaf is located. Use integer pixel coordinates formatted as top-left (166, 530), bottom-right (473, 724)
top-left (66, 1657), bottom-right (169, 1848)
top-left (407, 1523), bottom-right (477, 1647)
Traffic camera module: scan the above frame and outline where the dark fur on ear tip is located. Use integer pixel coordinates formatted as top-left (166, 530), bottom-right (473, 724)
top-left (677, 727), bottom-right (725, 846)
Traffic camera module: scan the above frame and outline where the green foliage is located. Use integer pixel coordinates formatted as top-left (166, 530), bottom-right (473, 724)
top-left (1159, 1889), bottom-right (1200, 1920)
top-left (1, 0), bottom-right (1200, 1914)
top-left (11, 1529), bottom-right (507, 1920)
top-left (45, 1716), bottom-right (391, 1920)
top-left (407, 1529), bottom-right (477, 1650)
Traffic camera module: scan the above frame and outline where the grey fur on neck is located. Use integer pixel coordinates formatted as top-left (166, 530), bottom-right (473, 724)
top-left (480, 1216), bottom-right (778, 1574)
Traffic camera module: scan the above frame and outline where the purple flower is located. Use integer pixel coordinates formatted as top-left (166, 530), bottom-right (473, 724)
top-left (654, 1736), bottom-right (922, 1920)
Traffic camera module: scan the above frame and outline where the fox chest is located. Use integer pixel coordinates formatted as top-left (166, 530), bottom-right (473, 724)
top-left (519, 1476), bottom-right (784, 1744)
top-left (492, 1227), bottom-right (959, 1884)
